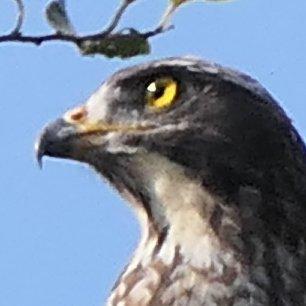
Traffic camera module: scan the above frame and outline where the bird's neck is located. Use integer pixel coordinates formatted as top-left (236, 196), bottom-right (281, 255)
top-left (107, 152), bottom-right (249, 305)
top-left (107, 201), bottom-right (248, 305)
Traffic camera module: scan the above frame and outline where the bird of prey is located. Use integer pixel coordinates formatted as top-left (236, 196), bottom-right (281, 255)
top-left (36, 57), bottom-right (306, 306)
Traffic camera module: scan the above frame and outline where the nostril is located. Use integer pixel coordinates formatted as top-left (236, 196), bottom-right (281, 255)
top-left (66, 106), bottom-right (88, 123)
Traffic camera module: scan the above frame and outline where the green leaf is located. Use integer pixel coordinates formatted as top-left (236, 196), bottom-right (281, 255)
top-left (79, 34), bottom-right (150, 59)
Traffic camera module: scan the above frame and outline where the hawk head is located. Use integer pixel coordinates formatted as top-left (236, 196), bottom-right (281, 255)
top-left (36, 57), bottom-right (306, 305)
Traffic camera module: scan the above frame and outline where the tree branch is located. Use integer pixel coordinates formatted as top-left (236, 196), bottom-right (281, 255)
top-left (103, 0), bottom-right (134, 35)
top-left (0, 27), bottom-right (170, 45)
top-left (0, 0), bottom-right (175, 58)
top-left (157, 2), bottom-right (177, 32)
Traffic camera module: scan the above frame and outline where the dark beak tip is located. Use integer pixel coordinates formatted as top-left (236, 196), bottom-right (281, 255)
top-left (36, 154), bottom-right (44, 169)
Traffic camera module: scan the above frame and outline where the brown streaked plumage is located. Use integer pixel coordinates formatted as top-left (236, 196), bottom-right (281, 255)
top-left (36, 57), bottom-right (306, 305)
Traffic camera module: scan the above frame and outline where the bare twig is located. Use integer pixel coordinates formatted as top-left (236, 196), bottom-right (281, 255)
top-left (104, 0), bottom-right (135, 34)
top-left (142, 24), bottom-right (174, 39)
top-left (11, 0), bottom-right (25, 35)
top-left (157, 3), bottom-right (177, 31)
top-left (142, 1), bottom-right (181, 39)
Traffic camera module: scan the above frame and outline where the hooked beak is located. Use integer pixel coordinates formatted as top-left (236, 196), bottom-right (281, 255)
top-left (35, 118), bottom-right (79, 168)
top-left (35, 105), bottom-right (94, 168)
top-left (35, 105), bottom-right (154, 168)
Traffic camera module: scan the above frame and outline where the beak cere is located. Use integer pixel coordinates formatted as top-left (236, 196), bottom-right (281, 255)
top-left (64, 105), bottom-right (88, 124)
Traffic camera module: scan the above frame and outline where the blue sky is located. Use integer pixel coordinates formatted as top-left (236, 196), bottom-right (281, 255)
top-left (1, 1), bottom-right (306, 305)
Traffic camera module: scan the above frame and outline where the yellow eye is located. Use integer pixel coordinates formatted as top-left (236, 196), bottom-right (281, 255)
top-left (146, 77), bottom-right (178, 109)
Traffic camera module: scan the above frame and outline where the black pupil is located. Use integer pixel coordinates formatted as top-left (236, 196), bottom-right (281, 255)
top-left (153, 85), bottom-right (166, 99)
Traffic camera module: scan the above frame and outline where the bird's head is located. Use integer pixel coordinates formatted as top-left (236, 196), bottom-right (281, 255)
top-left (36, 58), bottom-right (213, 164)
top-left (36, 57), bottom-right (300, 233)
